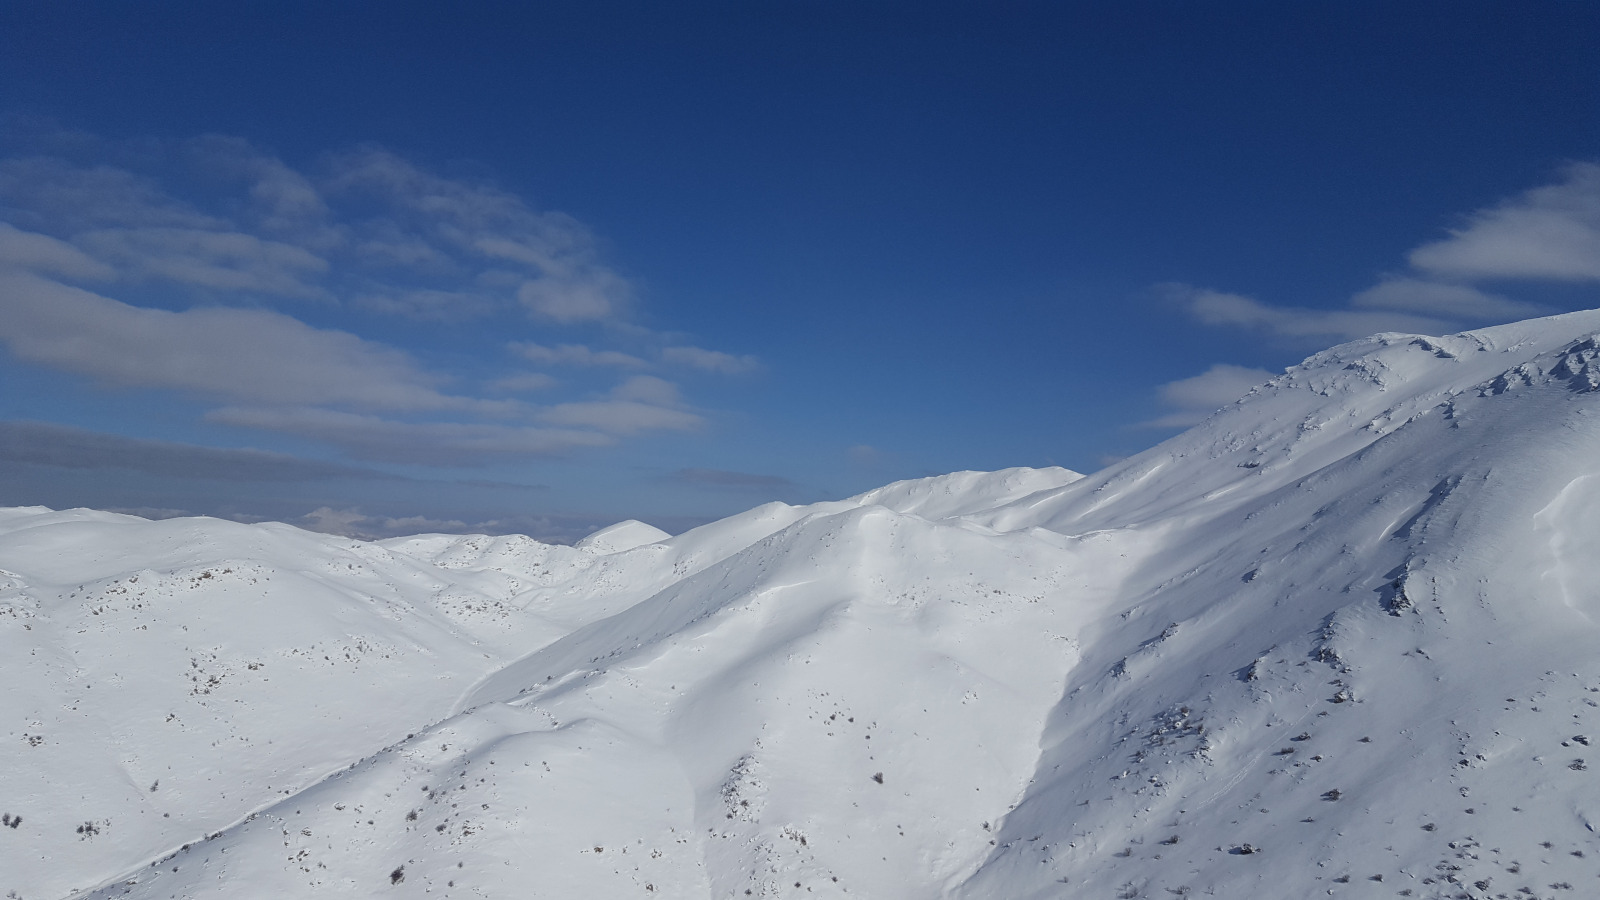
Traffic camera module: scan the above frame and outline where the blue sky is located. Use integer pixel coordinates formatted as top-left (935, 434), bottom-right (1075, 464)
top-left (1, 2), bottom-right (1598, 540)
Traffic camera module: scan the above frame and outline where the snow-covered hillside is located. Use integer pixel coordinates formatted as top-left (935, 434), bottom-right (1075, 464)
top-left (6, 310), bottom-right (1600, 900)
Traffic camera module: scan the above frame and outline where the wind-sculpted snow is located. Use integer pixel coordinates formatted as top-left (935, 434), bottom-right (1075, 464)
top-left (5, 310), bottom-right (1600, 899)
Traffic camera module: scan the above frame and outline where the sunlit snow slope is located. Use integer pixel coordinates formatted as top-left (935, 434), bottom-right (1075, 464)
top-left (5, 310), bottom-right (1600, 900)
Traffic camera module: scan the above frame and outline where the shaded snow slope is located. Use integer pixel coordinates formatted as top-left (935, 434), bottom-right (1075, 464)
top-left (4, 310), bottom-right (1600, 900)
top-left (956, 312), bottom-right (1600, 899)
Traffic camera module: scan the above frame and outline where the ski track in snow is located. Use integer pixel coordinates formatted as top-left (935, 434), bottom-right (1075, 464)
top-left (5, 311), bottom-right (1600, 899)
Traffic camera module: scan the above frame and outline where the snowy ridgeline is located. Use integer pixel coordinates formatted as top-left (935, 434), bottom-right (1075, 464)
top-left (4, 311), bottom-right (1600, 900)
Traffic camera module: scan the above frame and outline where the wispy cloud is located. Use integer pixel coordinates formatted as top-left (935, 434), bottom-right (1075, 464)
top-left (1140, 363), bottom-right (1276, 428)
top-left (184, 134), bottom-right (338, 245)
top-left (1347, 277), bottom-right (1543, 319)
top-left (1408, 162), bottom-right (1600, 282)
top-left (0, 133), bottom-right (746, 470)
top-left (510, 341), bottom-right (648, 368)
top-left (610, 375), bottom-right (682, 405)
top-left (667, 467), bottom-right (797, 491)
top-left (537, 375), bottom-right (702, 436)
top-left (78, 226), bottom-right (329, 298)
top-left (325, 146), bottom-right (633, 323)
top-left (1173, 163), bottom-right (1599, 345)
top-left (514, 270), bottom-right (629, 322)
top-left (0, 155), bottom-right (223, 232)
top-left (1153, 166), bottom-right (1600, 437)
top-left (0, 420), bottom-right (386, 481)
top-left (1171, 160), bottom-right (1593, 347)
top-left (0, 222), bottom-right (115, 280)
top-left (662, 345), bottom-right (761, 374)
top-left (353, 288), bottom-right (497, 321)
top-left (204, 407), bottom-right (614, 465)
top-left (0, 270), bottom-right (478, 411)
top-left (489, 372), bottom-right (559, 393)
top-left (537, 401), bottom-right (703, 435)
top-left (1169, 284), bottom-right (1449, 341)
top-left (0, 137), bottom-right (640, 322)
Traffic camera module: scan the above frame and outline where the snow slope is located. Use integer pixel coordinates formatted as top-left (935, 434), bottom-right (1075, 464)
top-left (5, 310), bottom-right (1600, 900)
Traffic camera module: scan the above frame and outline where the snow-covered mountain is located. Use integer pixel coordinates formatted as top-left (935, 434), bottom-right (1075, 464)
top-left (6, 310), bottom-right (1600, 900)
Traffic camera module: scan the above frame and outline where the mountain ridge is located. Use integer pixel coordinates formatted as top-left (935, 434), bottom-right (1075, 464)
top-left (4, 310), bottom-right (1600, 899)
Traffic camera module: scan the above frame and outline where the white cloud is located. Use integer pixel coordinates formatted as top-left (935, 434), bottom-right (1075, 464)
top-left (0, 270), bottom-right (471, 411)
top-left (0, 419), bottom-right (382, 481)
top-left (324, 148), bottom-right (527, 231)
top-left (207, 406), bottom-right (614, 465)
top-left (662, 345), bottom-right (761, 374)
top-left (539, 400), bottom-right (702, 435)
top-left (78, 226), bottom-right (329, 298)
top-left (610, 375), bottom-right (681, 405)
top-left (1158, 364), bottom-right (1274, 409)
top-left (0, 222), bottom-right (114, 280)
top-left (515, 275), bottom-right (625, 322)
top-left (353, 288), bottom-right (497, 321)
top-left (1348, 277), bottom-right (1544, 319)
top-left (1, 142), bottom-right (639, 326)
top-left (1175, 164), bottom-right (1600, 348)
top-left (184, 135), bottom-right (335, 239)
top-left (1409, 162), bottom-right (1600, 282)
top-left (537, 375), bottom-right (700, 435)
top-left (510, 341), bottom-right (648, 368)
top-left (0, 135), bottom-right (721, 469)
top-left (489, 372), bottom-right (559, 393)
top-left (0, 149), bottom-right (332, 300)
top-left (0, 156), bottom-right (223, 232)
top-left (350, 227), bottom-right (451, 270)
top-left (325, 147), bottom-right (633, 322)
top-left (1171, 284), bottom-right (1449, 340)
top-left (246, 159), bottom-right (329, 233)
top-left (668, 468), bottom-right (797, 491)
top-left (1142, 363), bottom-right (1276, 428)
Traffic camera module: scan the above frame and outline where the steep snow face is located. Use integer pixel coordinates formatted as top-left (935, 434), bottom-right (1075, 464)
top-left (957, 312), bottom-right (1600, 898)
top-left (5, 310), bottom-right (1600, 900)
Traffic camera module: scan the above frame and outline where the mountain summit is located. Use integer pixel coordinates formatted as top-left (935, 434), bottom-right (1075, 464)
top-left (5, 310), bottom-right (1600, 899)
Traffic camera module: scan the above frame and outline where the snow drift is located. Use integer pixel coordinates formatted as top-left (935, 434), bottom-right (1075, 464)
top-left (5, 310), bottom-right (1600, 899)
